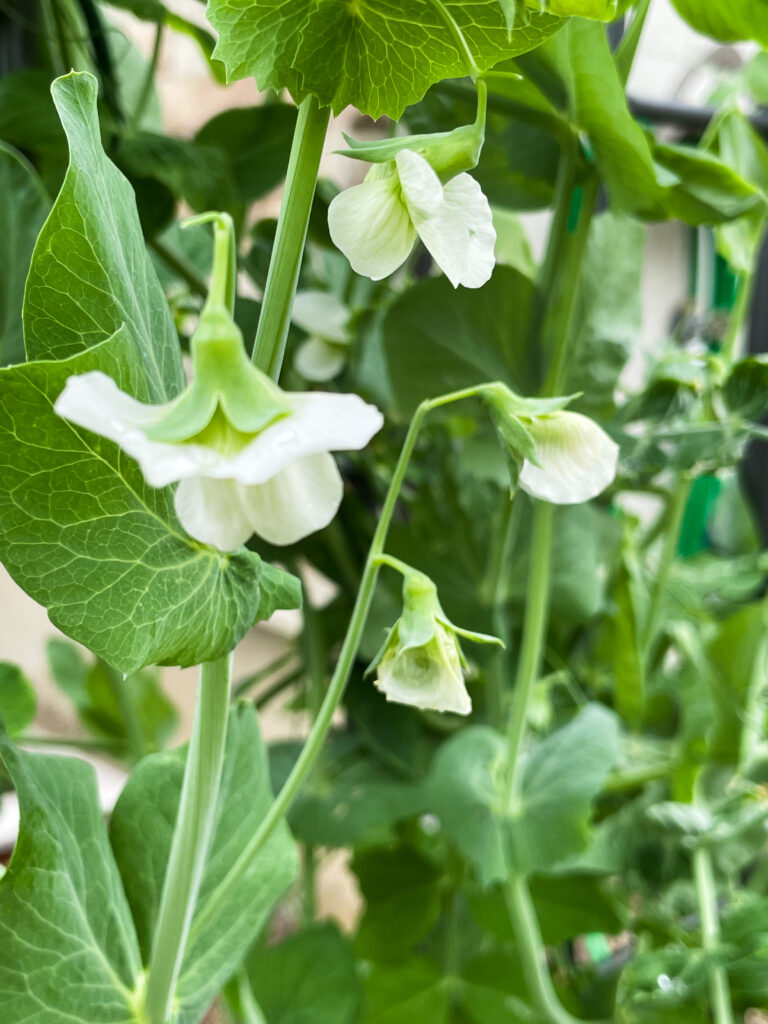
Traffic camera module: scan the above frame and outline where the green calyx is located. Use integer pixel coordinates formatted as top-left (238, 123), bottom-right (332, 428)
top-left (338, 79), bottom-right (487, 181)
top-left (145, 212), bottom-right (290, 445)
top-left (481, 381), bottom-right (579, 470)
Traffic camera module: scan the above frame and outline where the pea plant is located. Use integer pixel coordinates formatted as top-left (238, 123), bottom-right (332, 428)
top-left (1, 1), bottom-right (768, 1022)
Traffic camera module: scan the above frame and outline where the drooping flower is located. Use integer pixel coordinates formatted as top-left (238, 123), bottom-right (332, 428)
top-left (483, 383), bottom-right (619, 504)
top-left (55, 214), bottom-right (383, 552)
top-left (292, 290), bottom-right (351, 382)
top-left (370, 567), bottom-right (502, 715)
top-left (328, 148), bottom-right (496, 289)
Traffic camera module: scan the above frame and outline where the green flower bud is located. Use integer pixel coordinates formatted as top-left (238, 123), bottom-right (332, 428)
top-left (369, 567), bottom-right (502, 715)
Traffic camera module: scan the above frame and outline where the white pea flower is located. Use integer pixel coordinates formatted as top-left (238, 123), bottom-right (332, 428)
top-left (55, 320), bottom-right (382, 552)
top-left (328, 149), bottom-right (496, 289)
top-left (483, 384), bottom-right (619, 504)
top-left (370, 569), bottom-right (502, 716)
top-left (292, 290), bottom-right (351, 382)
top-left (519, 410), bottom-right (619, 504)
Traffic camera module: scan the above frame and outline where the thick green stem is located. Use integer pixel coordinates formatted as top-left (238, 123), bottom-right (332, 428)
top-left (506, 875), bottom-right (585, 1024)
top-left (252, 96), bottom-right (330, 379)
top-left (693, 847), bottom-right (734, 1024)
top-left (187, 387), bottom-right (490, 941)
top-left (144, 654), bottom-right (232, 1024)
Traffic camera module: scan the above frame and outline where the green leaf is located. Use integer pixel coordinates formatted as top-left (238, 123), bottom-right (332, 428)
top-left (47, 639), bottom-right (177, 758)
top-left (23, 72), bottom-right (184, 398)
top-left (195, 104), bottom-right (298, 205)
top-left (708, 109), bottom-right (768, 271)
top-left (510, 704), bottom-right (621, 875)
top-left (381, 267), bottom-right (537, 418)
top-left (109, 702), bottom-right (299, 1024)
top-left (0, 732), bottom-right (143, 1023)
top-left (208, 0), bottom-right (561, 120)
top-left (244, 923), bottom-right (361, 1024)
top-left (360, 959), bottom-right (448, 1024)
top-left (426, 725), bottom-right (507, 887)
top-left (567, 211), bottom-right (645, 417)
top-left (724, 355), bottom-right (768, 420)
top-left (0, 143), bottom-right (50, 367)
top-left (0, 663), bottom-right (37, 738)
top-left (353, 845), bottom-right (442, 961)
top-left (271, 740), bottom-right (425, 845)
top-left (0, 327), bottom-right (297, 673)
top-left (460, 951), bottom-right (534, 1024)
top-left (670, 0), bottom-right (768, 47)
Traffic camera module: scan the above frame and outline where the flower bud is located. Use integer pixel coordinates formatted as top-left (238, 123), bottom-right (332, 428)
top-left (370, 569), bottom-right (502, 715)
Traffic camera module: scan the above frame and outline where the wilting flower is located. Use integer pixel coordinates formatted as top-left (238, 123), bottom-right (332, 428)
top-left (328, 148), bottom-right (496, 289)
top-left (483, 384), bottom-right (619, 503)
top-left (370, 569), bottom-right (502, 715)
top-left (292, 290), bottom-right (351, 382)
top-left (55, 273), bottom-right (382, 551)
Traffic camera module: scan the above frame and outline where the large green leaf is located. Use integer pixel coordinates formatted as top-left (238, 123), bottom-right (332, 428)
top-left (0, 327), bottom-right (297, 673)
top-left (0, 144), bottom-right (50, 367)
top-left (426, 725), bottom-right (508, 887)
top-left (381, 266), bottom-right (537, 418)
top-left (244, 923), bottom-right (360, 1024)
top-left (426, 706), bottom-right (620, 884)
top-left (23, 72), bottom-right (184, 398)
top-left (670, 0), bottom-right (768, 47)
top-left (509, 703), bottom-right (621, 874)
top-left (0, 731), bottom-right (143, 1023)
top-left (208, 0), bottom-right (561, 119)
top-left (109, 702), bottom-right (298, 1024)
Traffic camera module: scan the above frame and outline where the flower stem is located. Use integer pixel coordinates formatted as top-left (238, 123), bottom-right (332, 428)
top-left (693, 846), bottom-right (734, 1024)
top-left (505, 874), bottom-right (588, 1024)
top-left (186, 386), bottom-right (492, 941)
top-left (501, 500), bottom-right (553, 812)
top-left (251, 95), bottom-right (330, 380)
top-left (642, 473), bottom-right (691, 667)
top-left (143, 653), bottom-right (232, 1024)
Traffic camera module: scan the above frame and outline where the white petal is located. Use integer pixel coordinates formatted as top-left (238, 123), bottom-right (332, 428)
top-left (294, 338), bottom-right (347, 382)
top-left (374, 629), bottom-right (471, 715)
top-left (55, 372), bottom-right (221, 488)
top-left (413, 172), bottom-right (496, 289)
top-left (292, 291), bottom-right (349, 343)
top-left (441, 173), bottom-right (496, 288)
top-left (242, 452), bottom-right (343, 545)
top-left (223, 392), bottom-right (383, 485)
top-left (396, 149), bottom-right (444, 218)
top-left (328, 177), bottom-right (416, 280)
top-left (174, 476), bottom-right (254, 550)
top-left (519, 411), bottom-right (619, 505)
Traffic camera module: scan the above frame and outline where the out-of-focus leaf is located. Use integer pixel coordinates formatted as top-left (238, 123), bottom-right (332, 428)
top-left (360, 959), bottom-right (448, 1023)
top-left (0, 664), bottom-right (36, 738)
top-left (670, 0), bottom-right (768, 47)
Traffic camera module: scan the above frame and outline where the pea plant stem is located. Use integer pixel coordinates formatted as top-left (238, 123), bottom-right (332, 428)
top-left (187, 386), bottom-right (492, 941)
top-left (643, 473), bottom-right (691, 666)
top-left (251, 95), bottom-right (330, 379)
top-left (693, 846), bottom-right (735, 1024)
top-left (143, 653), bottom-right (232, 1024)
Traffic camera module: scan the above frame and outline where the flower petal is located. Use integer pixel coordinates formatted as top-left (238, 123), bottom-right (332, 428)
top-left (223, 392), bottom-right (383, 485)
top-left (396, 149), bottom-right (444, 217)
top-left (519, 411), bottom-right (619, 505)
top-left (174, 475), bottom-right (254, 550)
top-left (242, 452), bottom-right (343, 545)
top-left (292, 290), bottom-right (349, 343)
top-left (328, 176), bottom-right (416, 280)
top-left (55, 371), bottom-right (221, 487)
top-left (374, 628), bottom-right (471, 715)
top-left (441, 173), bottom-right (496, 288)
top-left (294, 338), bottom-right (347, 382)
